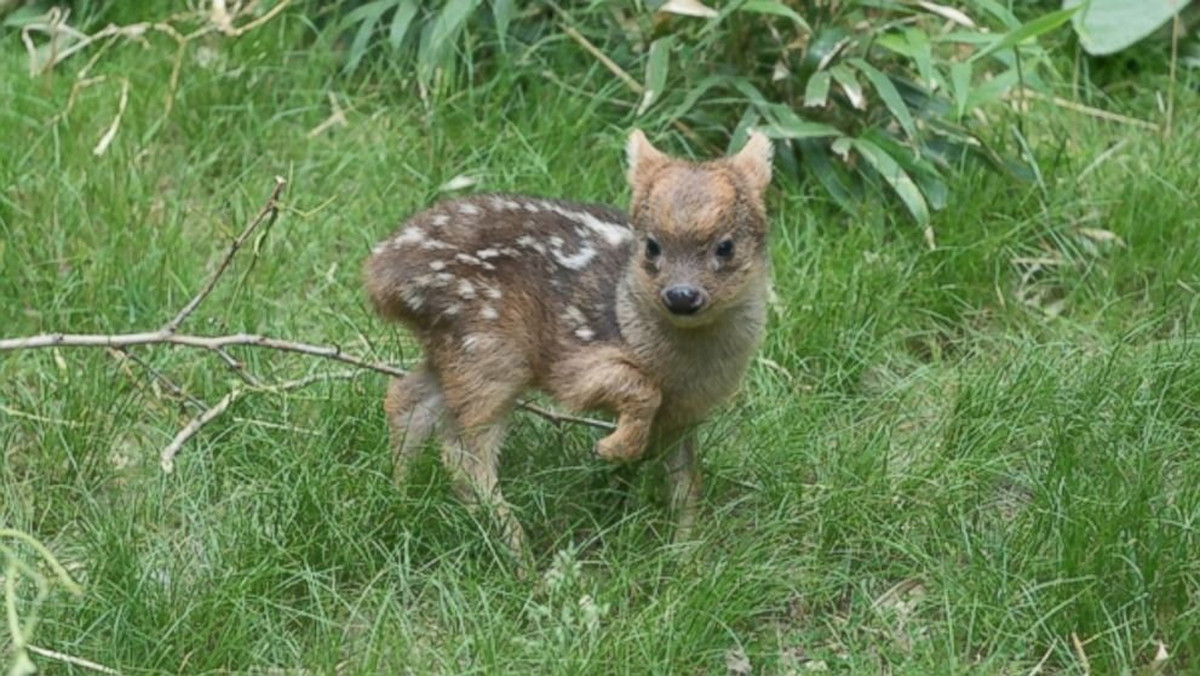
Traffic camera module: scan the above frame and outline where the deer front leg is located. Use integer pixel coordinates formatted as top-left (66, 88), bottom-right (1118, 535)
top-left (554, 348), bottom-right (662, 463)
top-left (664, 429), bottom-right (702, 543)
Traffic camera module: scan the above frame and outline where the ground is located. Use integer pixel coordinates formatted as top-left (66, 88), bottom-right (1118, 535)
top-left (1, 6), bottom-right (1198, 675)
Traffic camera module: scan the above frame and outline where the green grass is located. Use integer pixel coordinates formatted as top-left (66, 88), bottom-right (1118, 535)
top-left (2, 6), bottom-right (1200, 674)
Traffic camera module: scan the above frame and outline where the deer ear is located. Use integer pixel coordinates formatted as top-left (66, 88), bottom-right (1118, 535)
top-left (626, 129), bottom-right (669, 188)
top-left (728, 130), bottom-right (773, 193)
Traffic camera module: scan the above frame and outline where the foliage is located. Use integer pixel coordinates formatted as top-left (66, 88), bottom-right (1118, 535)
top-left (328, 0), bottom-right (1088, 239)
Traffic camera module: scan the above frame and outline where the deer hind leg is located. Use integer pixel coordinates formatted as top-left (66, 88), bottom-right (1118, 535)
top-left (435, 353), bottom-right (530, 557)
top-left (384, 364), bottom-right (445, 485)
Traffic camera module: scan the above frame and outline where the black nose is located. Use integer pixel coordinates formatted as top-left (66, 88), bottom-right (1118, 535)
top-left (661, 285), bottom-right (705, 315)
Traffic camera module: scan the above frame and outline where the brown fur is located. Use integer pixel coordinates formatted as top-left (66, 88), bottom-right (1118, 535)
top-left (364, 130), bottom-right (774, 554)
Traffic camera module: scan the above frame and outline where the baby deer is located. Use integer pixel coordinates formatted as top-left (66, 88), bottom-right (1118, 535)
top-left (364, 130), bottom-right (774, 554)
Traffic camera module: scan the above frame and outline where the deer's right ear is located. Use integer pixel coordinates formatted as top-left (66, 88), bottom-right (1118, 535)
top-left (626, 129), bottom-right (668, 189)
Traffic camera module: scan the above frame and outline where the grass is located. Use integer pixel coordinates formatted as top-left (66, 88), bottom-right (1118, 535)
top-left (2, 5), bottom-right (1199, 674)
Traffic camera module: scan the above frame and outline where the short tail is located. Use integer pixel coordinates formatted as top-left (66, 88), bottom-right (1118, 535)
top-left (363, 246), bottom-right (414, 323)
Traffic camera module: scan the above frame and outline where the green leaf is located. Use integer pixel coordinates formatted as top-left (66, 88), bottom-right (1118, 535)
top-left (969, 5), bottom-right (1080, 63)
top-left (829, 64), bottom-right (865, 109)
top-left (851, 137), bottom-right (930, 226)
top-left (728, 106), bottom-right (761, 154)
top-left (1065, 0), bottom-right (1191, 56)
top-left (492, 0), bottom-right (515, 49)
top-left (949, 61), bottom-right (971, 120)
top-left (759, 110), bottom-right (841, 140)
top-left (419, 0), bottom-right (480, 77)
top-left (638, 36), bottom-right (675, 116)
top-left (804, 70), bottom-right (831, 108)
top-left (966, 0), bottom-right (1020, 28)
top-left (389, 1), bottom-right (419, 49)
top-left (343, 0), bottom-right (395, 73)
top-left (849, 58), bottom-right (917, 141)
top-left (799, 139), bottom-right (860, 213)
top-left (737, 0), bottom-right (811, 31)
top-left (905, 28), bottom-right (937, 90)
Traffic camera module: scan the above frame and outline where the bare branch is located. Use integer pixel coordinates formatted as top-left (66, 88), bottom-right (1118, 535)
top-left (159, 370), bottom-right (364, 473)
top-left (162, 176), bottom-right (286, 334)
top-left (25, 645), bottom-right (121, 675)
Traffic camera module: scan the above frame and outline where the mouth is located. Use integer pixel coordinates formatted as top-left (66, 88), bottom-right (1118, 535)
top-left (660, 305), bottom-right (714, 328)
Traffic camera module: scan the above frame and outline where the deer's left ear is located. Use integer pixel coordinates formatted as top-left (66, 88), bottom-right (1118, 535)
top-left (727, 130), bottom-right (773, 193)
top-left (626, 129), bottom-right (669, 188)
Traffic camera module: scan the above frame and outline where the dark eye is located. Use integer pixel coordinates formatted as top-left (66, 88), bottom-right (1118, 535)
top-left (645, 237), bottom-right (661, 259)
top-left (715, 238), bottom-right (735, 259)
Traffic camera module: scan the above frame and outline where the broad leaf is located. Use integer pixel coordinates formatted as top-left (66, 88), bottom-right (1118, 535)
top-left (1065, 0), bottom-right (1193, 56)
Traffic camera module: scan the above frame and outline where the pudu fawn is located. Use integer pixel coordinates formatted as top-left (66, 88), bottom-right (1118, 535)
top-left (364, 130), bottom-right (774, 554)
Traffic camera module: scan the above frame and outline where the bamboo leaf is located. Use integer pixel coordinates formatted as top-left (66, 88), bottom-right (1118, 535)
top-left (737, 0), bottom-right (811, 31)
top-left (851, 137), bottom-right (930, 226)
top-left (850, 58), bottom-right (917, 141)
top-left (343, 0), bottom-right (394, 72)
top-left (388, 0), bottom-right (419, 49)
top-left (804, 70), bottom-right (831, 108)
top-left (493, 0), bottom-right (515, 49)
top-left (970, 5), bottom-right (1080, 63)
top-left (830, 64), bottom-right (865, 109)
top-left (638, 36), bottom-right (675, 116)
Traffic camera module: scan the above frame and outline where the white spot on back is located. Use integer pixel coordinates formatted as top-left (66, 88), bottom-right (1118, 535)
top-left (480, 305), bottom-right (499, 320)
top-left (476, 248), bottom-right (501, 259)
top-left (393, 228), bottom-right (426, 248)
top-left (421, 239), bottom-right (455, 251)
top-left (431, 214), bottom-right (450, 227)
top-left (553, 245), bottom-right (596, 270)
top-left (371, 244), bottom-right (385, 255)
top-left (429, 260), bottom-right (447, 271)
top-left (458, 203), bottom-right (480, 216)
top-left (456, 278), bottom-right (476, 299)
top-left (401, 285), bottom-right (424, 309)
top-left (443, 303), bottom-right (462, 316)
top-left (455, 253), bottom-right (482, 266)
top-left (433, 272), bottom-right (454, 287)
top-left (549, 205), bottom-right (632, 246)
top-left (522, 202), bottom-right (541, 212)
top-left (516, 234), bottom-right (546, 254)
top-left (483, 286), bottom-right (502, 300)
top-left (574, 327), bottom-right (595, 341)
